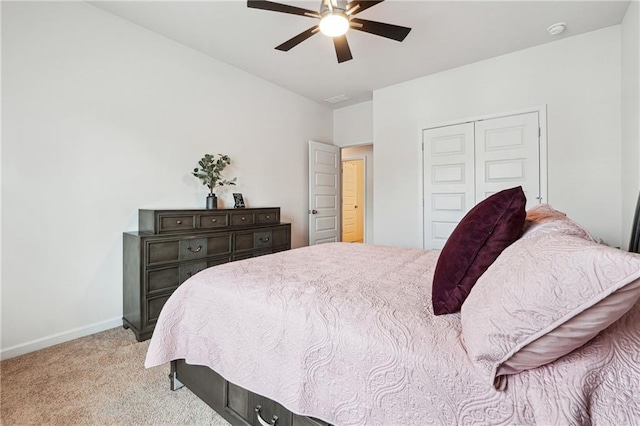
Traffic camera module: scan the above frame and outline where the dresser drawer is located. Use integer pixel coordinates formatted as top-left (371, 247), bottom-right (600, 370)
top-left (147, 261), bottom-right (208, 296)
top-left (179, 261), bottom-right (207, 283)
top-left (146, 294), bottom-right (171, 324)
top-left (147, 240), bottom-right (180, 265)
top-left (199, 213), bottom-right (229, 229)
top-left (147, 266), bottom-right (180, 295)
top-left (254, 231), bottom-right (273, 248)
top-left (234, 227), bottom-right (286, 252)
top-left (256, 209), bottom-right (279, 224)
top-left (147, 237), bottom-right (209, 265)
top-left (179, 238), bottom-right (207, 260)
top-left (234, 231), bottom-right (255, 252)
top-left (271, 227), bottom-right (289, 246)
top-left (207, 234), bottom-right (232, 256)
top-left (231, 212), bottom-right (255, 226)
top-left (159, 214), bottom-right (194, 232)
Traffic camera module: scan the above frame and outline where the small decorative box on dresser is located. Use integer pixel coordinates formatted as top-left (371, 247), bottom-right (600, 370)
top-left (123, 208), bottom-right (291, 341)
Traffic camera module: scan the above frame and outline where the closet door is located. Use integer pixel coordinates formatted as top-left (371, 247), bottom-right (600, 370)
top-left (475, 112), bottom-right (541, 208)
top-left (422, 110), bottom-right (543, 249)
top-left (422, 123), bottom-right (475, 250)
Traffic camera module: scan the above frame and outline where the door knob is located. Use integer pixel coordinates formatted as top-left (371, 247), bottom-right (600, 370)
top-left (311, 209), bottom-right (318, 214)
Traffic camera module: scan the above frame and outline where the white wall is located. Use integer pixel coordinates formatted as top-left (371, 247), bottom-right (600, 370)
top-left (334, 103), bottom-right (375, 243)
top-left (1, 2), bottom-right (332, 358)
top-left (374, 27), bottom-right (623, 249)
top-left (333, 101), bottom-right (373, 147)
top-left (341, 145), bottom-right (374, 243)
top-left (622, 1), bottom-right (640, 249)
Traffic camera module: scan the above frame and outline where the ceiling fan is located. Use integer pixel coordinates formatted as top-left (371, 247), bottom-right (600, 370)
top-left (247, 0), bottom-right (411, 63)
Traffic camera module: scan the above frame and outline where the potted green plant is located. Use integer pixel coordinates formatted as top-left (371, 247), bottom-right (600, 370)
top-left (192, 153), bottom-right (237, 209)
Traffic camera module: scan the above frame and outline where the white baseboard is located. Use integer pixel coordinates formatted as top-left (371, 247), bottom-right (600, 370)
top-left (1, 317), bottom-right (123, 361)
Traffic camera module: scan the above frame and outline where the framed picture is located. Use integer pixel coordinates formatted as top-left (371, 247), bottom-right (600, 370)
top-left (233, 193), bottom-right (245, 209)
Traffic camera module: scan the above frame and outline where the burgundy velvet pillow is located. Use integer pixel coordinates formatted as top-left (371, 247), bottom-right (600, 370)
top-left (432, 186), bottom-right (526, 315)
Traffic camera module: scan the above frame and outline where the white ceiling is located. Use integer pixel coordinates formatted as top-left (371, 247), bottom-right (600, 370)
top-left (90, 0), bottom-right (630, 109)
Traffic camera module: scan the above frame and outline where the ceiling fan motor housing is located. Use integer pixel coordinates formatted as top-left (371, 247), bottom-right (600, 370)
top-left (320, 0), bottom-right (348, 15)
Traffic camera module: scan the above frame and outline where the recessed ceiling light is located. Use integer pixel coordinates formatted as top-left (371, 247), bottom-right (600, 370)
top-left (547, 22), bottom-right (567, 36)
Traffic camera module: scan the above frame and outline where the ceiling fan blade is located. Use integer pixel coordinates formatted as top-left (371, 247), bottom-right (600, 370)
top-left (247, 0), bottom-right (320, 18)
top-left (346, 0), bottom-right (384, 16)
top-left (350, 17), bottom-right (411, 42)
top-left (275, 25), bottom-right (319, 51)
top-left (333, 35), bottom-right (353, 63)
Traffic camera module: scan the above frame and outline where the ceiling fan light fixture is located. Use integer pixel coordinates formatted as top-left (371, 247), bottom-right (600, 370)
top-left (319, 12), bottom-right (349, 37)
top-left (247, 0), bottom-right (412, 63)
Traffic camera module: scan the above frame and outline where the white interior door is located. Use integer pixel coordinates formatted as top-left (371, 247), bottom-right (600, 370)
top-left (423, 123), bottom-right (475, 249)
top-left (342, 160), bottom-right (364, 243)
top-left (475, 112), bottom-right (541, 208)
top-left (342, 161), bottom-right (357, 242)
top-left (354, 160), bottom-right (364, 242)
top-left (309, 141), bottom-right (340, 245)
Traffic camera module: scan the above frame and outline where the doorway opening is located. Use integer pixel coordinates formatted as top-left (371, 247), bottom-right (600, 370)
top-left (341, 144), bottom-right (372, 243)
top-left (342, 159), bottom-right (364, 242)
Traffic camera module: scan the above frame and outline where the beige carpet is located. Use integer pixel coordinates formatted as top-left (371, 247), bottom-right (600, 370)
top-left (0, 327), bottom-right (230, 425)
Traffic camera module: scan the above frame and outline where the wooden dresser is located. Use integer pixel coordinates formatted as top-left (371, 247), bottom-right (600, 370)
top-left (123, 208), bottom-right (291, 341)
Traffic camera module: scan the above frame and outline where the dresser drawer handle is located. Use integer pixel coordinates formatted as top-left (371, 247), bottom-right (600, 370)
top-left (241, 216), bottom-right (246, 221)
top-left (176, 220), bottom-right (182, 225)
top-left (259, 237), bottom-right (270, 243)
top-left (255, 405), bottom-right (278, 426)
top-left (187, 245), bottom-right (202, 253)
top-left (186, 269), bottom-right (202, 277)
top-left (211, 218), bottom-right (217, 223)
top-left (266, 215), bottom-right (270, 219)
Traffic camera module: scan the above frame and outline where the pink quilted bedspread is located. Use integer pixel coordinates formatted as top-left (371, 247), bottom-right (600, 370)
top-left (145, 243), bottom-right (640, 425)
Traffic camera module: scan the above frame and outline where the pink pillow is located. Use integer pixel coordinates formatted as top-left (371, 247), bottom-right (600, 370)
top-left (432, 186), bottom-right (526, 315)
top-left (522, 204), bottom-right (595, 241)
top-left (461, 229), bottom-right (640, 389)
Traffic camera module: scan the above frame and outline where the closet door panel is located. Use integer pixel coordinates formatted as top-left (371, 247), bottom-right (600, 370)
top-left (423, 123), bottom-right (475, 249)
top-left (474, 112), bottom-right (540, 208)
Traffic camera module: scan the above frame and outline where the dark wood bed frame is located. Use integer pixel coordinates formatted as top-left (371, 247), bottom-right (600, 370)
top-left (629, 192), bottom-right (640, 254)
top-left (170, 359), bottom-right (331, 426)
top-left (168, 192), bottom-right (640, 426)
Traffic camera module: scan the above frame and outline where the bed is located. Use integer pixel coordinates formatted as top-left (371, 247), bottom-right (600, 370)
top-left (145, 191), bottom-right (640, 426)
